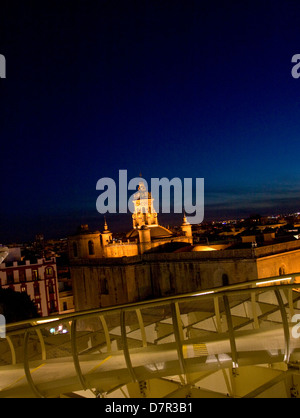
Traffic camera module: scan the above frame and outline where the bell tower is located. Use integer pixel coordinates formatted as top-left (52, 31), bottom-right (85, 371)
top-left (132, 179), bottom-right (158, 229)
top-left (181, 212), bottom-right (193, 238)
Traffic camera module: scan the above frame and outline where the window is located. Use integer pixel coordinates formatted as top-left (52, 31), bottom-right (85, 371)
top-left (6, 270), bottom-right (14, 285)
top-left (73, 242), bottom-right (78, 258)
top-left (48, 281), bottom-right (54, 294)
top-left (279, 266), bottom-right (286, 276)
top-left (101, 278), bottom-right (109, 295)
top-left (63, 301), bottom-right (68, 311)
top-left (32, 269), bottom-right (39, 281)
top-left (49, 300), bottom-right (57, 314)
top-left (19, 270), bottom-right (26, 283)
top-left (222, 274), bottom-right (229, 287)
top-left (88, 240), bottom-right (95, 256)
top-left (45, 267), bottom-right (53, 277)
top-left (34, 282), bottom-right (40, 297)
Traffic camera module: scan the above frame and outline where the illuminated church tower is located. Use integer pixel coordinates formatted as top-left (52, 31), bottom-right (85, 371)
top-left (101, 217), bottom-right (113, 246)
top-left (181, 212), bottom-right (192, 238)
top-left (132, 179), bottom-right (159, 229)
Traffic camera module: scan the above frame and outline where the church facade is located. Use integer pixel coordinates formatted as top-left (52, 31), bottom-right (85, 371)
top-left (68, 180), bottom-right (300, 312)
top-left (68, 179), bottom-right (193, 261)
top-left (69, 240), bottom-right (300, 312)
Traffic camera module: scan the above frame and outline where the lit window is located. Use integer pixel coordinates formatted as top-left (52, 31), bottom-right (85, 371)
top-left (46, 267), bottom-right (53, 277)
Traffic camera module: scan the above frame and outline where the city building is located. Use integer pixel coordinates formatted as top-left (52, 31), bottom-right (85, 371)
top-left (69, 239), bottom-right (300, 312)
top-left (68, 183), bottom-right (300, 313)
top-left (0, 246), bottom-right (9, 264)
top-left (57, 264), bottom-right (75, 314)
top-left (0, 256), bottom-right (59, 317)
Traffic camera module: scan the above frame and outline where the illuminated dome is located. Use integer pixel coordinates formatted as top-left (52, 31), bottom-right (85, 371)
top-left (127, 225), bottom-right (173, 239)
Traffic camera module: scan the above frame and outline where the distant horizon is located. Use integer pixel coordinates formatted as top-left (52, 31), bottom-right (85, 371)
top-left (2, 201), bottom-right (300, 245)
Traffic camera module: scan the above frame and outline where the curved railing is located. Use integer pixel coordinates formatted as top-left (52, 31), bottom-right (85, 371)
top-left (1, 274), bottom-right (300, 398)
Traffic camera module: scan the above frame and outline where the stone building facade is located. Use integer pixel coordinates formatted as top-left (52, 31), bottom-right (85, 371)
top-left (68, 180), bottom-right (193, 261)
top-left (0, 257), bottom-right (59, 317)
top-left (69, 240), bottom-right (300, 312)
top-left (68, 180), bottom-right (300, 312)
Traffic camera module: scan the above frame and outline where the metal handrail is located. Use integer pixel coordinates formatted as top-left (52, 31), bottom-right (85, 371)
top-left (5, 273), bottom-right (300, 334)
top-left (1, 275), bottom-right (300, 398)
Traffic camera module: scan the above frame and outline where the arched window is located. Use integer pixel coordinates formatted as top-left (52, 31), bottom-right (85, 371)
top-left (279, 266), bottom-right (286, 276)
top-left (222, 274), bottom-right (229, 287)
top-left (88, 240), bottom-right (95, 256)
top-left (73, 242), bottom-right (78, 258)
top-left (45, 267), bottom-right (53, 277)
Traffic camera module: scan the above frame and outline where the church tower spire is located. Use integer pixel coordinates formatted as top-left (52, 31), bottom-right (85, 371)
top-left (132, 179), bottom-right (158, 229)
top-left (101, 217), bottom-right (112, 247)
top-left (181, 212), bottom-right (193, 239)
top-left (104, 216), bottom-right (109, 231)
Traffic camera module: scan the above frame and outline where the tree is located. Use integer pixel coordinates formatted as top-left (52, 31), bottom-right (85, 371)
top-left (0, 288), bottom-right (39, 324)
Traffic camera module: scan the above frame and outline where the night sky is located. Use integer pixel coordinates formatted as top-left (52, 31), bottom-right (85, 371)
top-left (1, 0), bottom-right (300, 242)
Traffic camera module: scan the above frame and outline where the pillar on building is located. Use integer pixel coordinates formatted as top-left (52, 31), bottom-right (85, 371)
top-left (138, 225), bottom-right (152, 254)
top-left (181, 213), bottom-right (193, 238)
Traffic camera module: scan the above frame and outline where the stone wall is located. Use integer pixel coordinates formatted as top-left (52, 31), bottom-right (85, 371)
top-left (70, 241), bottom-right (300, 312)
top-left (70, 251), bottom-right (258, 311)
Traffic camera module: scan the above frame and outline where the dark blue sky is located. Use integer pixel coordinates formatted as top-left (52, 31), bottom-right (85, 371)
top-left (1, 0), bottom-right (300, 242)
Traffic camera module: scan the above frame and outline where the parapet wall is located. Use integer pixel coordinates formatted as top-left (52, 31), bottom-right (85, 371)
top-left (254, 240), bottom-right (300, 258)
top-left (71, 248), bottom-right (255, 267)
top-left (0, 257), bottom-right (56, 269)
top-left (69, 240), bottom-right (300, 311)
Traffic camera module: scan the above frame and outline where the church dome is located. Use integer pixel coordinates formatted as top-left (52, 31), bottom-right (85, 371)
top-left (126, 225), bottom-right (173, 240)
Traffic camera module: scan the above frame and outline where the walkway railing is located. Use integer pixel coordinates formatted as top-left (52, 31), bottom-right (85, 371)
top-left (1, 274), bottom-right (300, 397)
